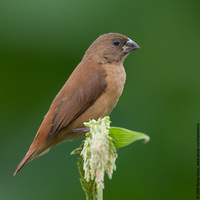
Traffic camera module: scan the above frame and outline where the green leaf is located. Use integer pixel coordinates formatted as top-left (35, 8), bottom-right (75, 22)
top-left (109, 127), bottom-right (150, 149)
top-left (71, 148), bottom-right (82, 155)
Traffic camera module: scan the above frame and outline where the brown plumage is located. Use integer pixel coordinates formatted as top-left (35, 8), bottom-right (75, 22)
top-left (14, 33), bottom-right (140, 175)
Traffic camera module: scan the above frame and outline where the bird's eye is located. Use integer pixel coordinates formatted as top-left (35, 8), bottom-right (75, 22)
top-left (112, 39), bottom-right (121, 46)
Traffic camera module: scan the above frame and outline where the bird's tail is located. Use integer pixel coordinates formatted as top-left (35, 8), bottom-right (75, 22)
top-left (13, 149), bottom-right (37, 176)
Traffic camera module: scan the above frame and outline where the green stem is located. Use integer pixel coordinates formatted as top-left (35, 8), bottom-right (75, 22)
top-left (97, 186), bottom-right (103, 200)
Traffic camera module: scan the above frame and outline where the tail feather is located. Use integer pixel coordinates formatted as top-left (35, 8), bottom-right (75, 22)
top-left (13, 149), bottom-right (37, 176)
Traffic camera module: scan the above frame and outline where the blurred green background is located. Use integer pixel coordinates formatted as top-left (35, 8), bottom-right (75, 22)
top-left (0, 0), bottom-right (199, 199)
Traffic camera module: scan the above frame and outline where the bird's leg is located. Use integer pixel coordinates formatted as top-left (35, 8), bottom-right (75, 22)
top-left (71, 127), bottom-right (90, 133)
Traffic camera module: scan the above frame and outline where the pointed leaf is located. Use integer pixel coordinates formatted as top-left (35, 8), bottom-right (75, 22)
top-left (109, 127), bottom-right (150, 149)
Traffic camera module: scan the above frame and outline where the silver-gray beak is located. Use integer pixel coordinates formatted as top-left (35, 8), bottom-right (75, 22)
top-left (122, 38), bottom-right (140, 53)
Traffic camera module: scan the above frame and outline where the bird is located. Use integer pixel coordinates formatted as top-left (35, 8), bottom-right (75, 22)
top-left (13, 33), bottom-right (140, 175)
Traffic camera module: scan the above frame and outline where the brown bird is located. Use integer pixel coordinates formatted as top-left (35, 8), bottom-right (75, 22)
top-left (14, 33), bottom-right (140, 175)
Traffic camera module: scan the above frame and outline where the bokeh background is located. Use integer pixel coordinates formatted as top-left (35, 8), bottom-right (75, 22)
top-left (0, 0), bottom-right (199, 199)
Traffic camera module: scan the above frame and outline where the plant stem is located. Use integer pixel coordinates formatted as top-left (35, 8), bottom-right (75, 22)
top-left (97, 186), bottom-right (103, 200)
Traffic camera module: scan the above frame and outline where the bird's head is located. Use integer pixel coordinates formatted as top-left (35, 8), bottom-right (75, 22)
top-left (83, 33), bottom-right (140, 64)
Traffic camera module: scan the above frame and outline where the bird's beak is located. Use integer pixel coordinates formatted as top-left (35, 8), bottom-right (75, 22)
top-left (122, 38), bottom-right (140, 53)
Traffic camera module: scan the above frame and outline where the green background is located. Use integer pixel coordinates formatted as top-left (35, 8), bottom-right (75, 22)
top-left (0, 0), bottom-right (199, 199)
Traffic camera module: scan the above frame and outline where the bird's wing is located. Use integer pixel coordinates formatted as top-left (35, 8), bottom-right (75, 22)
top-left (47, 64), bottom-right (107, 141)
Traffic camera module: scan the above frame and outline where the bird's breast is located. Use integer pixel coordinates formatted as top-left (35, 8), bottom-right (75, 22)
top-left (101, 63), bottom-right (126, 113)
